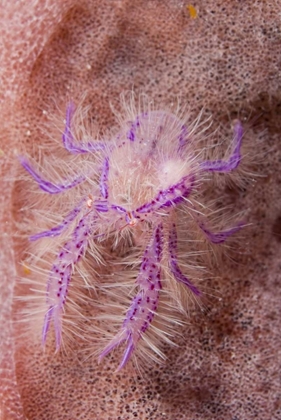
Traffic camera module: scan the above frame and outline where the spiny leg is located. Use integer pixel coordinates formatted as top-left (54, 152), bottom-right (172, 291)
top-left (43, 211), bottom-right (96, 350)
top-left (63, 102), bottom-right (105, 154)
top-left (20, 157), bottom-right (86, 194)
top-left (99, 223), bottom-right (163, 370)
top-left (135, 174), bottom-right (195, 215)
top-left (168, 223), bottom-right (201, 295)
top-left (197, 219), bottom-right (245, 244)
top-left (99, 157), bottom-right (109, 199)
top-left (200, 121), bottom-right (243, 172)
top-left (30, 199), bottom-right (85, 241)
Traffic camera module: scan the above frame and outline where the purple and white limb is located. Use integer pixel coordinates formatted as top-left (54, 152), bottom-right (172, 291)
top-left (200, 121), bottom-right (243, 172)
top-left (168, 223), bottom-right (201, 295)
top-left (99, 223), bottom-right (163, 370)
top-left (20, 157), bottom-right (86, 194)
top-left (62, 103), bottom-right (105, 154)
top-left (42, 211), bottom-right (96, 349)
top-left (135, 175), bottom-right (195, 215)
top-left (99, 157), bottom-right (110, 199)
top-left (30, 199), bottom-right (85, 241)
top-left (198, 219), bottom-right (245, 244)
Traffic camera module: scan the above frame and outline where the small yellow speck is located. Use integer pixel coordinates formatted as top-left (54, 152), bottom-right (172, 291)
top-left (187, 4), bottom-right (198, 19)
top-left (0, 149), bottom-right (4, 158)
top-left (22, 263), bottom-right (31, 275)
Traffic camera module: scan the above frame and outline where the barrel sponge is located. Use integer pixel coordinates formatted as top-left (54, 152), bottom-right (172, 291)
top-left (1, 1), bottom-right (281, 419)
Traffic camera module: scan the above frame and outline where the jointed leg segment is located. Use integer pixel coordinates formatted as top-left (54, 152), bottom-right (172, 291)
top-left (168, 223), bottom-right (201, 295)
top-left (20, 157), bottom-right (86, 194)
top-left (198, 219), bottom-right (244, 244)
top-left (200, 122), bottom-right (243, 172)
top-left (62, 103), bottom-right (105, 154)
top-left (42, 211), bottom-right (96, 349)
top-left (30, 199), bottom-right (85, 241)
top-left (99, 223), bottom-right (163, 370)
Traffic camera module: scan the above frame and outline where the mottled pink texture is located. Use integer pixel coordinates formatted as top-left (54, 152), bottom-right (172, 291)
top-left (1, 1), bottom-right (281, 419)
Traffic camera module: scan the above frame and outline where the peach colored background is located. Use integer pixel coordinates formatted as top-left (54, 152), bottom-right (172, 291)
top-left (1, 1), bottom-right (281, 419)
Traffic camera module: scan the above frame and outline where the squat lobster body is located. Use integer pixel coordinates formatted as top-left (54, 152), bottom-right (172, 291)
top-left (21, 98), bottom-right (244, 369)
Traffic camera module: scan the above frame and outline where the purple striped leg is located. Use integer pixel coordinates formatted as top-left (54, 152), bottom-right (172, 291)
top-left (168, 223), bottom-right (201, 295)
top-left (30, 199), bottom-right (85, 241)
top-left (20, 157), bottom-right (86, 194)
top-left (99, 223), bottom-right (163, 370)
top-left (135, 175), bottom-right (195, 215)
top-left (198, 220), bottom-right (245, 244)
top-left (200, 122), bottom-right (243, 172)
top-left (63, 103), bottom-right (105, 154)
top-left (99, 157), bottom-right (109, 199)
top-left (42, 211), bottom-right (96, 349)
